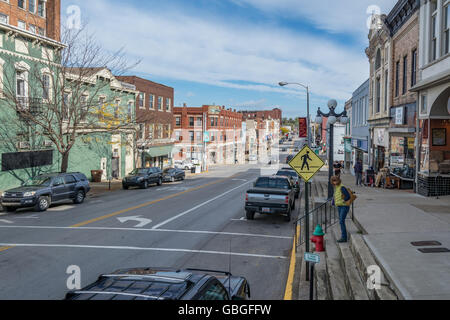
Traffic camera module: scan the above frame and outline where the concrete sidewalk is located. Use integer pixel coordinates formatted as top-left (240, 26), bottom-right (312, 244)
top-left (322, 172), bottom-right (450, 299)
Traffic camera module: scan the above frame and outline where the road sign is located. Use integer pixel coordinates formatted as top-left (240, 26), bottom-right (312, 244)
top-left (288, 145), bottom-right (325, 182)
top-left (304, 252), bottom-right (320, 264)
top-left (204, 132), bottom-right (210, 143)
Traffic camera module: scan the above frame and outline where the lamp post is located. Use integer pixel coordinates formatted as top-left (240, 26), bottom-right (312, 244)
top-left (279, 81), bottom-right (311, 281)
top-left (315, 100), bottom-right (349, 199)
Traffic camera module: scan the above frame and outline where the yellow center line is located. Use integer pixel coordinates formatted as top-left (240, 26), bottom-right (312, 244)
top-left (284, 223), bottom-right (301, 300)
top-left (70, 173), bottom-right (243, 228)
top-left (0, 246), bottom-right (14, 253)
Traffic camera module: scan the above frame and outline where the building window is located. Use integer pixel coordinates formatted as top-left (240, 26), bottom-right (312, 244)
top-left (18, 0), bottom-right (25, 9)
top-left (81, 95), bottom-right (88, 122)
top-left (196, 131), bottom-right (202, 142)
top-left (189, 117), bottom-right (194, 127)
top-left (63, 93), bottom-right (70, 121)
top-left (127, 101), bottom-right (133, 121)
top-left (148, 94), bottom-right (154, 109)
top-left (189, 131), bottom-right (194, 142)
top-left (138, 124), bottom-right (145, 140)
top-left (28, 24), bottom-right (36, 34)
top-left (421, 95), bottom-right (427, 114)
top-left (114, 99), bottom-right (120, 119)
top-left (196, 117), bottom-right (202, 127)
top-left (0, 13), bottom-right (8, 24)
top-left (42, 74), bottom-right (50, 100)
top-left (38, 27), bottom-right (45, 36)
top-left (444, 4), bottom-right (450, 55)
top-left (375, 49), bottom-right (381, 70)
top-left (376, 77), bottom-right (381, 113)
top-left (384, 70), bottom-right (388, 111)
top-left (139, 93), bottom-right (144, 109)
top-left (37, 0), bottom-right (45, 17)
top-left (18, 20), bottom-right (26, 30)
top-left (29, 0), bottom-right (36, 13)
top-left (395, 61), bottom-right (400, 97)
top-left (165, 97), bottom-right (171, 111)
top-left (431, 7), bottom-right (438, 61)
top-left (402, 55), bottom-right (408, 95)
top-left (411, 49), bottom-right (417, 87)
top-left (158, 96), bottom-right (162, 110)
top-left (175, 117), bottom-right (181, 126)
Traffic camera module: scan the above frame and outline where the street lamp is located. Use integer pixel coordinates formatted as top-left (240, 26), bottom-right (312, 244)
top-left (315, 99), bottom-right (349, 199)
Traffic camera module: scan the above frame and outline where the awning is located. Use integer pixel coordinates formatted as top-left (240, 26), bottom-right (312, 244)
top-left (144, 145), bottom-right (174, 158)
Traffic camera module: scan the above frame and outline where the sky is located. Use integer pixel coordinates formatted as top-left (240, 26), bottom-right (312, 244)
top-left (61, 0), bottom-right (398, 119)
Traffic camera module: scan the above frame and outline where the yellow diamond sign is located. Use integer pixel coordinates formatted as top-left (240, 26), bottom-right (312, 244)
top-left (288, 145), bottom-right (325, 182)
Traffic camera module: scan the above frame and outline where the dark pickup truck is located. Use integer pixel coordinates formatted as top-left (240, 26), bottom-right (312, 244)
top-left (65, 267), bottom-right (251, 301)
top-left (245, 176), bottom-right (296, 222)
top-left (1, 172), bottom-right (90, 212)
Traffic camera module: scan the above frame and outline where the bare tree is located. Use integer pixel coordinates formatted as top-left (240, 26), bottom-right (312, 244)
top-left (0, 24), bottom-right (143, 175)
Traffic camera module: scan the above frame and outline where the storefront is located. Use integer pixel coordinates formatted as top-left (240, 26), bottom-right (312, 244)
top-left (372, 127), bottom-right (389, 172)
top-left (143, 145), bottom-right (174, 169)
top-left (412, 71), bottom-right (450, 197)
top-left (351, 138), bottom-right (369, 172)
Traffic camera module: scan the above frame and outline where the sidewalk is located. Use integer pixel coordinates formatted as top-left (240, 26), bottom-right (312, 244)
top-left (330, 173), bottom-right (450, 299)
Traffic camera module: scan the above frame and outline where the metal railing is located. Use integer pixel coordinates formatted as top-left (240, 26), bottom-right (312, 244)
top-left (294, 198), bottom-right (355, 252)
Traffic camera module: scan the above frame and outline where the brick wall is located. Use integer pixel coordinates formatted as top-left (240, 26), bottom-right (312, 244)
top-left (0, 0), bottom-right (60, 42)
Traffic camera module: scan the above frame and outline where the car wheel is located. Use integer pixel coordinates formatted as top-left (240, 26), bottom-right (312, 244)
top-left (34, 196), bottom-right (50, 212)
top-left (285, 207), bottom-right (292, 222)
top-left (122, 184), bottom-right (129, 190)
top-left (73, 190), bottom-right (85, 204)
top-left (246, 210), bottom-right (255, 220)
top-left (141, 180), bottom-right (148, 189)
top-left (185, 166), bottom-right (189, 171)
top-left (5, 207), bottom-right (17, 213)
top-left (157, 178), bottom-right (163, 186)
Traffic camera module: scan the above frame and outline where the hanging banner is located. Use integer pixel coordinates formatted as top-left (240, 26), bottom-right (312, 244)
top-left (299, 117), bottom-right (307, 138)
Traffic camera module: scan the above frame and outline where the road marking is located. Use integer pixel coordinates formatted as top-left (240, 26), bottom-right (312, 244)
top-left (0, 219), bottom-right (13, 224)
top-left (48, 205), bottom-right (76, 212)
top-left (0, 243), bottom-right (288, 260)
top-left (70, 173), bottom-right (244, 228)
top-left (151, 181), bottom-right (250, 230)
top-left (0, 246), bottom-right (13, 253)
top-left (284, 223), bottom-right (301, 300)
top-left (0, 225), bottom-right (291, 240)
top-left (117, 216), bottom-right (152, 228)
top-left (231, 217), bottom-right (247, 221)
top-left (15, 215), bottom-right (39, 219)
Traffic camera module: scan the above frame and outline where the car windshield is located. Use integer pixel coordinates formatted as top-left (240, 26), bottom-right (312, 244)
top-left (24, 177), bottom-right (52, 187)
top-left (277, 171), bottom-right (297, 178)
top-left (255, 177), bottom-right (290, 189)
top-left (130, 169), bottom-right (148, 175)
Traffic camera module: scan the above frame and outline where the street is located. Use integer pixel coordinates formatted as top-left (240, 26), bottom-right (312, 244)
top-left (0, 141), bottom-right (301, 300)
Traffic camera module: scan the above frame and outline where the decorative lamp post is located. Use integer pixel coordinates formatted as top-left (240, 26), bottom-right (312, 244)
top-left (315, 99), bottom-right (349, 199)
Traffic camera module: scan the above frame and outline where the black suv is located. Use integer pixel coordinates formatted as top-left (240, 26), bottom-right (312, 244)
top-left (122, 167), bottom-right (163, 190)
top-left (1, 172), bottom-right (90, 212)
top-left (65, 268), bottom-right (251, 300)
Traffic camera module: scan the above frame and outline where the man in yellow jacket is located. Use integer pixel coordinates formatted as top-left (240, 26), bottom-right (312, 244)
top-left (331, 175), bottom-right (351, 243)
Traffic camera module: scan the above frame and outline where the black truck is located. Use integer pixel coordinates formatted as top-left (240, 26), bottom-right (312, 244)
top-left (65, 267), bottom-right (251, 300)
top-left (1, 172), bottom-right (90, 212)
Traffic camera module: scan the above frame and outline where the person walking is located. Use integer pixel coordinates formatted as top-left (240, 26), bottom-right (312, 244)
top-left (333, 161), bottom-right (342, 177)
top-left (354, 160), bottom-right (363, 186)
top-left (331, 175), bottom-right (351, 243)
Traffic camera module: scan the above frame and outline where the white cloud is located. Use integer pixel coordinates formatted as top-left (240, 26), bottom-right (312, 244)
top-left (230, 0), bottom-right (398, 39)
top-left (65, 0), bottom-right (375, 102)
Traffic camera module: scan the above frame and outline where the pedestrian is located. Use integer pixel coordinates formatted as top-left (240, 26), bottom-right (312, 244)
top-left (333, 161), bottom-right (342, 177)
top-left (330, 175), bottom-right (351, 243)
top-left (354, 159), bottom-right (363, 186)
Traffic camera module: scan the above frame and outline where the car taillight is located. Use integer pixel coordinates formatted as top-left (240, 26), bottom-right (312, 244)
top-left (285, 196), bottom-right (289, 204)
top-left (245, 194), bottom-right (249, 201)
top-left (296, 181), bottom-right (299, 185)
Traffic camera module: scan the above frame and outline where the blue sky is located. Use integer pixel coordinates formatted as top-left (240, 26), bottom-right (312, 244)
top-left (62, 0), bottom-right (397, 119)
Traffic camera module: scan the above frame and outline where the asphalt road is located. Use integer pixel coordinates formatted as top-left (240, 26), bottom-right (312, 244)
top-left (0, 139), bottom-right (301, 300)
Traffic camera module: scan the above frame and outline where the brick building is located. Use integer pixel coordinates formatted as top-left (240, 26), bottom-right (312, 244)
top-left (0, 0), bottom-right (60, 41)
top-left (117, 76), bottom-right (175, 169)
top-left (386, 0), bottom-right (420, 168)
top-left (173, 105), bottom-right (245, 168)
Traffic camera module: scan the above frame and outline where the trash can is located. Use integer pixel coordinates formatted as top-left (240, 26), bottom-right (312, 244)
top-left (191, 167), bottom-right (196, 174)
top-left (91, 170), bottom-right (103, 183)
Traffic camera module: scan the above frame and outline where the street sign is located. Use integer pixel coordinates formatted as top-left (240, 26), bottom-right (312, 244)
top-left (288, 145), bottom-right (325, 182)
top-left (204, 132), bottom-right (210, 143)
top-left (304, 252), bottom-right (320, 264)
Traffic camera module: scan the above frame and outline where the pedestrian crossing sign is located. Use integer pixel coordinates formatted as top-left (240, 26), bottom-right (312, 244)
top-left (288, 145), bottom-right (325, 182)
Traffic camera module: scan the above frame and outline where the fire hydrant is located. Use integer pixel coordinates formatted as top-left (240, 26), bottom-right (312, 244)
top-left (310, 225), bottom-right (325, 252)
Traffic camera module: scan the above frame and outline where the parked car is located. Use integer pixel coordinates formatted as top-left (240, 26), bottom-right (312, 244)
top-left (286, 155), bottom-right (294, 164)
top-left (276, 169), bottom-right (300, 198)
top-left (163, 168), bottom-right (186, 182)
top-left (1, 172), bottom-right (90, 212)
top-left (122, 168), bottom-right (163, 190)
top-left (64, 267), bottom-right (251, 301)
top-left (245, 176), bottom-right (296, 222)
top-left (174, 160), bottom-right (195, 171)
